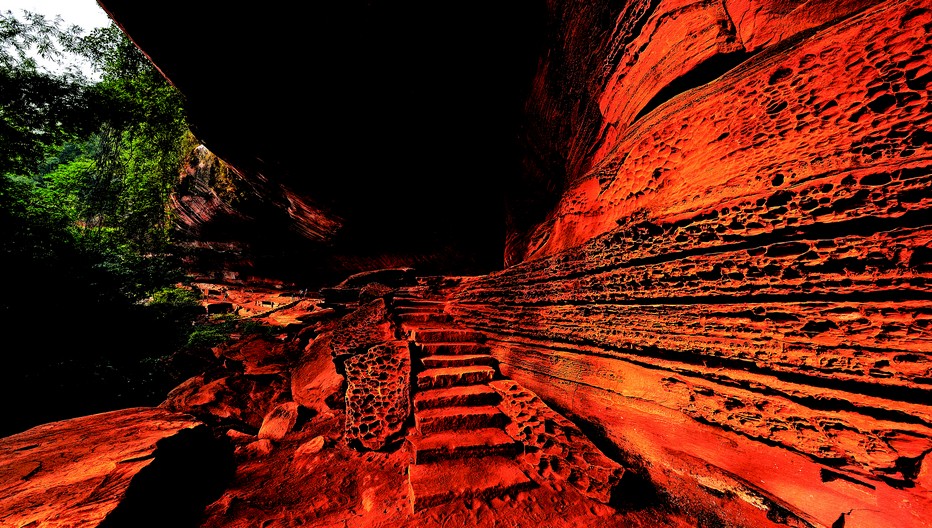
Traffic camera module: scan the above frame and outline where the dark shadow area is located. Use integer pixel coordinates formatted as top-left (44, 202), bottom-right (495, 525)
top-left (98, 425), bottom-right (235, 528)
top-left (1, 293), bottom-right (205, 437)
top-left (544, 400), bottom-right (667, 511)
top-left (632, 50), bottom-right (751, 123)
top-left (101, 0), bottom-right (552, 279)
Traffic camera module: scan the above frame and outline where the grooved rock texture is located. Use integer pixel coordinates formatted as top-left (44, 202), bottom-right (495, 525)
top-left (171, 144), bottom-right (343, 283)
top-left (595, 0), bottom-right (745, 158)
top-left (344, 341), bottom-right (412, 450)
top-left (723, 0), bottom-right (880, 53)
top-left (516, 0), bottom-right (930, 262)
top-left (440, 1), bottom-right (932, 525)
top-left (0, 408), bottom-right (229, 528)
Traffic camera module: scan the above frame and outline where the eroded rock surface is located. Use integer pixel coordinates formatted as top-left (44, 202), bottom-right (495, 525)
top-left (412, 2), bottom-right (932, 525)
top-left (41, 0), bottom-right (932, 525)
top-left (330, 298), bottom-right (395, 360)
top-left (490, 380), bottom-right (624, 504)
top-left (517, 0), bottom-right (931, 262)
top-left (258, 401), bottom-right (302, 442)
top-left (162, 373), bottom-right (290, 430)
top-left (214, 334), bottom-right (293, 375)
top-left (345, 340), bottom-right (412, 450)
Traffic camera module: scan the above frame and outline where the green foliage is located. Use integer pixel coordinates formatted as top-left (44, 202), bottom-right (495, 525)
top-left (0, 11), bottom-right (99, 176)
top-left (186, 314), bottom-right (236, 349)
top-left (0, 10), bottom-right (90, 69)
top-left (2, 11), bottom-right (189, 254)
top-left (88, 25), bottom-right (188, 252)
top-left (0, 10), bottom-right (207, 434)
top-left (146, 285), bottom-right (205, 349)
top-left (185, 314), bottom-right (274, 350)
top-left (0, 173), bottom-right (77, 265)
top-left (149, 285), bottom-right (201, 307)
top-left (92, 247), bottom-right (189, 302)
top-left (239, 318), bottom-right (274, 337)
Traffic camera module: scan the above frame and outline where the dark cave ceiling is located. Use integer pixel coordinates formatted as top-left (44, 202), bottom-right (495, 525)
top-left (97, 0), bottom-right (547, 282)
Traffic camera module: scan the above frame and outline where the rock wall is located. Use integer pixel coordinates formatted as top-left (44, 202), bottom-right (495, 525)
top-left (449, 0), bottom-right (931, 526)
top-left (344, 340), bottom-right (412, 450)
top-left (506, 0), bottom-right (919, 263)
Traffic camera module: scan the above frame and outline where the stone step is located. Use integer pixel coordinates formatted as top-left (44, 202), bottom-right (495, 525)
top-left (394, 299), bottom-right (447, 309)
top-left (407, 456), bottom-right (534, 512)
top-left (414, 385), bottom-right (501, 411)
top-left (398, 312), bottom-right (452, 324)
top-left (421, 354), bottom-right (497, 369)
top-left (418, 342), bottom-right (491, 356)
top-left (408, 428), bottom-right (522, 464)
top-left (412, 328), bottom-right (486, 344)
top-left (395, 297), bottom-right (445, 303)
top-left (415, 405), bottom-right (505, 434)
top-left (416, 366), bottom-right (495, 390)
top-left (393, 304), bottom-right (446, 314)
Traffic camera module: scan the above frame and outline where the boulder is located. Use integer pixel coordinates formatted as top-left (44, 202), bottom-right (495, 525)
top-left (238, 439), bottom-right (274, 458)
top-left (257, 402), bottom-right (301, 442)
top-left (295, 436), bottom-right (326, 457)
top-left (162, 373), bottom-right (290, 429)
top-left (290, 332), bottom-right (344, 413)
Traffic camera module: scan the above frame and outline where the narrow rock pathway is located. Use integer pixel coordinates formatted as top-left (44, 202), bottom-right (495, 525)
top-left (392, 293), bottom-right (533, 512)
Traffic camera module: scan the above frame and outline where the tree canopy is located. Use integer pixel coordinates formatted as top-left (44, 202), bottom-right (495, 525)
top-left (0, 10), bottom-right (210, 435)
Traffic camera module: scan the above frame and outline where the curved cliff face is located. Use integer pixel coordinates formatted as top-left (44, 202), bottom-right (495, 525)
top-left (506, 0), bottom-right (900, 263)
top-left (447, 0), bottom-right (932, 525)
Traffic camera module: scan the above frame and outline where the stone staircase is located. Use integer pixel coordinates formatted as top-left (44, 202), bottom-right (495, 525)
top-left (392, 293), bottom-right (533, 511)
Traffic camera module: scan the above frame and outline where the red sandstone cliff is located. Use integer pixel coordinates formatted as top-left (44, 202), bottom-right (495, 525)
top-left (444, 1), bottom-right (932, 526)
top-left (13, 1), bottom-right (931, 526)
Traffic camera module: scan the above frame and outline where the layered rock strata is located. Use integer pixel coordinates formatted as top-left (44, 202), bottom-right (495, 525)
top-left (439, 3), bottom-right (932, 525)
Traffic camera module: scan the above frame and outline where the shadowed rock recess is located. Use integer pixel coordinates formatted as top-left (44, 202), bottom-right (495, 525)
top-left (3, 0), bottom-right (928, 526)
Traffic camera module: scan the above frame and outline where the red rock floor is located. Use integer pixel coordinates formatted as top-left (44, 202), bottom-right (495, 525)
top-left (167, 283), bottom-right (771, 527)
top-left (202, 409), bottom-right (697, 528)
